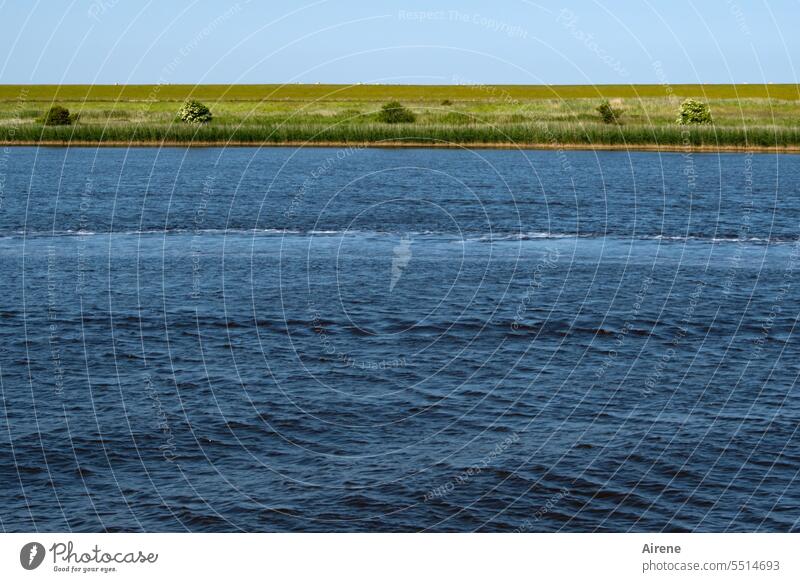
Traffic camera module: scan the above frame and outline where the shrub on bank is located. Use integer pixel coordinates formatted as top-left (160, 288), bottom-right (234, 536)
top-left (596, 100), bottom-right (623, 124)
top-left (41, 105), bottom-right (78, 126)
top-left (377, 101), bottom-right (416, 123)
top-left (676, 99), bottom-right (712, 125)
top-left (178, 100), bottom-right (213, 124)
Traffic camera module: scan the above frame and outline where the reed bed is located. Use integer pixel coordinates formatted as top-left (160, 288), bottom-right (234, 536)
top-left (4, 121), bottom-right (799, 148)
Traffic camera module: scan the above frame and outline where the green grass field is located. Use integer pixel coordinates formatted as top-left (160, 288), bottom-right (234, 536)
top-left (1, 84), bottom-right (799, 148)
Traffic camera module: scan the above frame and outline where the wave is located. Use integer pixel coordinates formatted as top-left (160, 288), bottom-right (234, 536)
top-left (1, 228), bottom-right (796, 245)
top-left (0, 227), bottom-right (368, 238)
top-left (465, 232), bottom-right (795, 245)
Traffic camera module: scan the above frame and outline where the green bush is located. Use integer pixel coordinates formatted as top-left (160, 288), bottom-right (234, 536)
top-left (41, 105), bottom-right (78, 126)
top-left (596, 100), bottom-right (623, 124)
top-left (377, 101), bottom-right (416, 124)
top-left (676, 98), bottom-right (712, 125)
top-left (178, 100), bottom-right (213, 124)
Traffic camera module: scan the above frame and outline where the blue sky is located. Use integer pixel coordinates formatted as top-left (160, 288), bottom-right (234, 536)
top-left (0, 0), bottom-right (797, 84)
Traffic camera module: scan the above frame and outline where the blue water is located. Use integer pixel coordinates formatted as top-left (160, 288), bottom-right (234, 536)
top-left (1, 146), bottom-right (798, 532)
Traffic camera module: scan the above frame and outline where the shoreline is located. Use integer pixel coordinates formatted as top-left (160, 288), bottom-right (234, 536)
top-left (3, 140), bottom-right (799, 153)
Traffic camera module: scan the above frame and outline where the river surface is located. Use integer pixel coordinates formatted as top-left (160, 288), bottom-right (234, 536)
top-left (1, 146), bottom-right (798, 532)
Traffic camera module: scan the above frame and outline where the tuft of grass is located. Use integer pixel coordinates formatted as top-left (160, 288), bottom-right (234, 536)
top-left (436, 112), bottom-right (475, 125)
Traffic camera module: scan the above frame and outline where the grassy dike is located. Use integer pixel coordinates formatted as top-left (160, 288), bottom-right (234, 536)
top-left (1, 84), bottom-right (799, 150)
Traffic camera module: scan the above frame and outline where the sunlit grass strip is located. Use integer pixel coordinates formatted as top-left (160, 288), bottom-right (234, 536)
top-left (2, 84), bottom-right (800, 102)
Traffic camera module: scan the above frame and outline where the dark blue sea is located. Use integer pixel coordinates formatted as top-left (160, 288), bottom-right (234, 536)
top-left (1, 146), bottom-right (798, 532)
